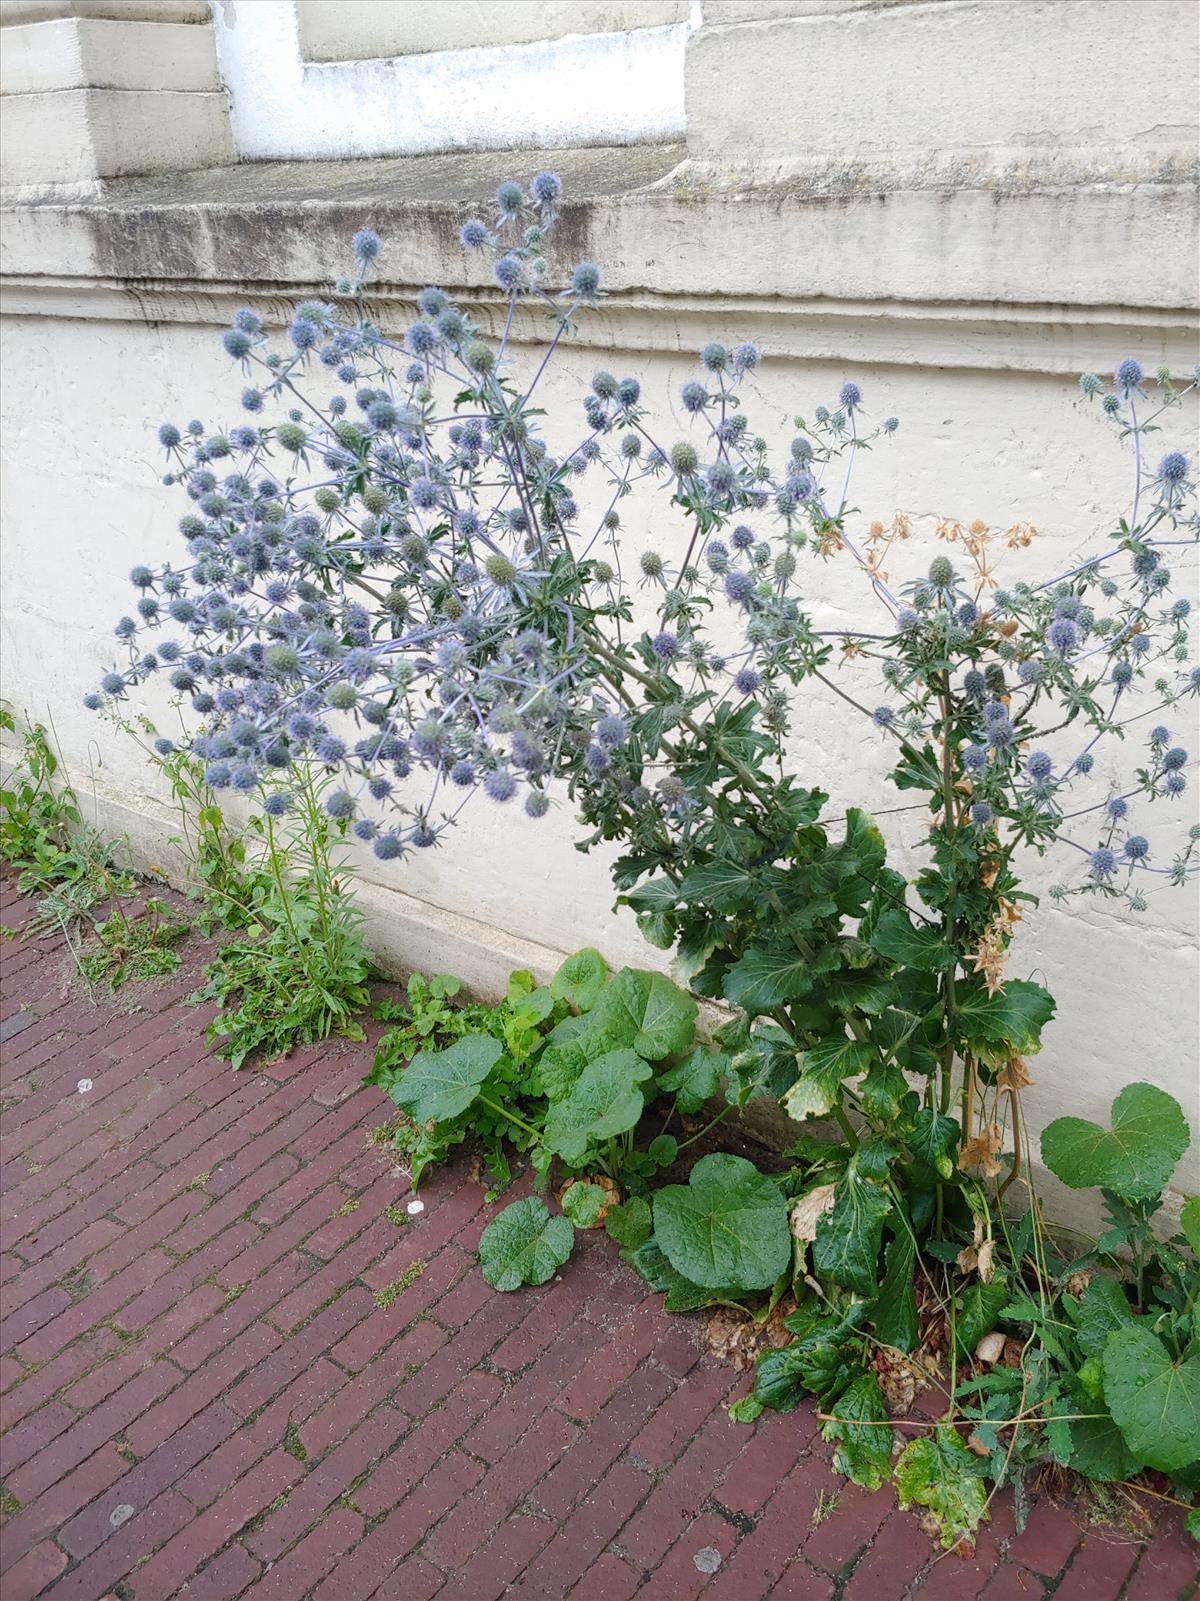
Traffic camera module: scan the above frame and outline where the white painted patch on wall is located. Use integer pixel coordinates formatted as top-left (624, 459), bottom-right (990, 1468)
top-left (212, 0), bottom-right (696, 161)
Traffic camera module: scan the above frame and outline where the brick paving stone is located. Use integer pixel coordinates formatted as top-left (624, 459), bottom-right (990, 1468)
top-left (0, 873), bottom-right (1186, 1601)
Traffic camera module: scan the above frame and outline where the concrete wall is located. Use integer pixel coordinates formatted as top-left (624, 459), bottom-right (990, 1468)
top-left (1, 1), bottom-right (1198, 1204)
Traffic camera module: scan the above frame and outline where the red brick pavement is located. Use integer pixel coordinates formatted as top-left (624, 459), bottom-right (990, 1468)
top-left (1, 873), bottom-right (1195, 1600)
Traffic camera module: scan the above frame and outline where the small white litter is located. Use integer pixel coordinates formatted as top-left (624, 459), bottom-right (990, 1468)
top-left (406, 1198), bottom-right (425, 1215)
top-left (693, 1547), bottom-right (722, 1575)
top-left (77, 1078), bottom-right (93, 1094)
top-left (109, 1504), bottom-right (135, 1529)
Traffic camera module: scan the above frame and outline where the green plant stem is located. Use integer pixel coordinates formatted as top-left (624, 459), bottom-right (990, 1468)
top-left (474, 1093), bottom-right (545, 1145)
top-left (833, 1105), bottom-right (860, 1152)
top-left (677, 1106), bottom-right (732, 1151)
top-left (936, 678), bottom-right (960, 1119)
top-left (265, 814), bottom-right (303, 950)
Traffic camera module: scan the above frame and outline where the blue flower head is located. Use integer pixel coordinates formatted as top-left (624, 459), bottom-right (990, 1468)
top-left (570, 262), bottom-right (601, 299)
top-left (460, 219), bottom-right (487, 249)
top-left (839, 382), bottom-right (862, 410)
top-left (1089, 846), bottom-right (1117, 879)
top-left (1026, 751), bottom-right (1053, 780)
top-left (651, 631), bottom-right (680, 661)
top-left (531, 171), bottom-right (561, 206)
top-left (1123, 835), bottom-right (1150, 862)
top-left (352, 229), bottom-right (381, 262)
top-left (1158, 450), bottom-right (1189, 483)
top-left (1114, 358), bottom-right (1144, 395)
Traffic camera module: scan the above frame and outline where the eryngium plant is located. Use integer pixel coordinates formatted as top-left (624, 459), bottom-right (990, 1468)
top-left (87, 174), bottom-right (1197, 1151)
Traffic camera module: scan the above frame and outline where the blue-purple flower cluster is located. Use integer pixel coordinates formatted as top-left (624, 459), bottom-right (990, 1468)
top-left (88, 173), bottom-right (889, 860)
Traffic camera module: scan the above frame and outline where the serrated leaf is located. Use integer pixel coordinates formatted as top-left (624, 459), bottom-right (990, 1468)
top-left (388, 1035), bottom-right (504, 1123)
top-left (604, 1196), bottom-right (652, 1248)
top-left (620, 1238), bottom-right (739, 1310)
top-left (550, 947), bottom-right (609, 1013)
top-left (1068, 1276), bottom-right (1138, 1358)
top-left (812, 1168), bottom-right (892, 1296)
top-left (954, 1281), bottom-right (1010, 1357)
top-left (895, 1426), bottom-right (989, 1549)
top-left (754, 1327), bottom-right (859, 1412)
top-left (678, 859), bottom-right (762, 912)
top-left (538, 1037), bottom-right (589, 1100)
top-left (658, 1046), bottom-right (726, 1114)
top-left (905, 1108), bottom-right (960, 1170)
top-left (1041, 1083), bottom-right (1189, 1202)
top-left (1057, 1384), bottom-right (1139, 1483)
top-left (729, 1395), bottom-right (764, 1424)
top-left (872, 1230), bottom-right (918, 1351)
top-left (653, 1152), bottom-right (791, 1291)
top-left (821, 1373), bottom-right (893, 1490)
top-left (478, 1197), bottom-right (574, 1291)
top-left (783, 1038), bottom-right (873, 1122)
top-left (869, 908), bottom-right (954, 972)
top-left (955, 978), bottom-right (1055, 1064)
top-left (1102, 1325), bottom-right (1200, 1472)
top-left (561, 1181), bottom-right (605, 1227)
top-left (543, 1049), bottom-right (652, 1164)
top-left (587, 968), bottom-right (697, 1060)
top-left (859, 1060), bottom-right (907, 1122)
top-left (723, 943), bottom-right (814, 1012)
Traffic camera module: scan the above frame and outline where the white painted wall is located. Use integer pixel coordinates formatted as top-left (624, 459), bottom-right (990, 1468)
top-left (212, 0), bottom-right (695, 159)
top-left (2, 286), bottom-right (1197, 1209)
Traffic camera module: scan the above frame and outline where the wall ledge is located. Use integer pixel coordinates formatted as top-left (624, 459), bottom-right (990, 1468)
top-left (2, 146), bottom-right (1197, 342)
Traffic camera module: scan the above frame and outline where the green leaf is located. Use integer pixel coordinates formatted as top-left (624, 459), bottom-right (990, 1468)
top-left (905, 1107), bottom-right (960, 1171)
top-left (388, 1035), bottom-right (504, 1124)
top-left (587, 968), bottom-right (698, 1060)
top-left (658, 1046), bottom-right (725, 1114)
top-left (894, 1426), bottom-right (989, 1549)
top-left (728, 1395), bottom-right (764, 1424)
top-left (812, 1168), bottom-right (892, 1296)
top-left (678, 859), bottom-right (763, 912)
top-left (1102, 1325), bottom-right (1200, 1472)
top-left (869, 908), bottom-right (954, 972)
top-left (550, 948), bottom-right (609, 1013)
top-left (647, 1134), bottom-right (678, 1167)
top-left (538, 1038), bottom-right (588, 1100)
top-left (653, 1152), bottom-right (792, 1291)
top-left (955, 978), bottom-right (1055, 1063)
top-left (543, 1049), bottom-right (652, 1164)
top-left (1184, 1507), bottom-right (1199, 1543)
top-left (821, 1373), bottom-right (893, 1490)
top-left (1182, 1195), bottom-right (1200, 1256)
top-left (871, 1231), bottom-right (918, 1352)
top-left (561, 1180), bottom-right (606, 1228)
top-left (723, 943), bottom-right (813, 1012)
top-left (1068, 1277), bottom-right (1137, 1359)
top-left (621, 1239), bottom-right (739, 1311)
top-left (859, 1060), bottom-right (907, 1122)
top-left (604, 1197), bottom-right (652, 1248)
top-left (1042, 1083), bottom-right (1190, 1202)
top-left (955, 1281), bottom-right (1010, 1357)
top-left (478, 1197), bottom-right (574, 1291)
top-left (1057, 1384), bottom-right (1139, 1483)
top-left (783, 1038), bottom-right (872, 1122)
top-left (755, 1306), bottom-right (867, 1411)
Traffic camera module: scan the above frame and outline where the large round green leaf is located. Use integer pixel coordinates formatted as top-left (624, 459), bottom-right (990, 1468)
top-left (478, 1197), bottom-right (574, 1291)
top-left (550, 947), bottom-right (609, 1013)
top-left (586, 968), bottom-right (697, 1059)
top-left (1041, 1083), bottom-right (1189, 1201)
top-left (653, 1152), bottom-right (791, 1290)
top-left (543, 1049), bottom-right (652, 1164)
top-left (388, 1034), bottom-right (504, 1123)
top-left (1102, 1325), bottom-right (1200, 1472)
